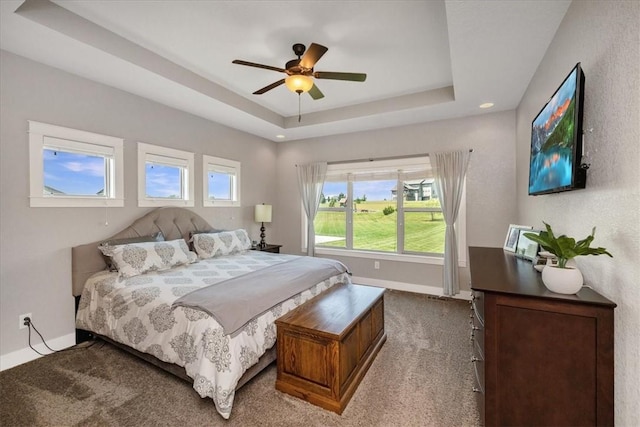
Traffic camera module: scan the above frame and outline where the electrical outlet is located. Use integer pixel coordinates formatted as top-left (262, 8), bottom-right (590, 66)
top-left (19, 313), bottom-right (32, 330)
top-left (374, 261), bottom-right (380, 270)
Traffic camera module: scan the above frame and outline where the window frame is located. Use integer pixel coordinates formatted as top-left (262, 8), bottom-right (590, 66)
top-left (202, 155), bottom-right (241, 207)
top-left (28, 120), bottom-right (124, 207)
top-left (304, 156), bottom-right (467, 266)
top-left (137, 142), bottom-right (194, 207)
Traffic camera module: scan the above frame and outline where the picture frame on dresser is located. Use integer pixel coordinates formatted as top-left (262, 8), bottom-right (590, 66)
top-left (515, 229), bottom-right (540, 261)
top-left (503, 224), bottom-right (532, 252)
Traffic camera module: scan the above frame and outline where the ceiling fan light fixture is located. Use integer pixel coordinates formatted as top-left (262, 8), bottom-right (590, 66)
top-left (285, 75), bottom-right (313, 93)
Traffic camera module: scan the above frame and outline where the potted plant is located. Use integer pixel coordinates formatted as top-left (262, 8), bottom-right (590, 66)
top-left (523, 223), bottom-right (612, 294)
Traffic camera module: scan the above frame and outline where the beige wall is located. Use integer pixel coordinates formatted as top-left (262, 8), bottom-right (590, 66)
top-left (515, 1), bottom-right (640, 424)
top-left (0, 51), bottom-right (277, 360)
top-left (274, 110), bottom-right (517, 292)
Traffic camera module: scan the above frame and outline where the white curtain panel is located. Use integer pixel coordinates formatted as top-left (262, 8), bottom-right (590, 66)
top-left (432, 150), bottom-right (471, 296)
top-left (296, 162), bottom-right (328, 256)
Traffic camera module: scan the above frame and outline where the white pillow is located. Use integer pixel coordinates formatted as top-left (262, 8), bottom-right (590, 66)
top-left (99, 239), bottom-right (196, 278)
top-left (192, 229), bottom-right (252, 259)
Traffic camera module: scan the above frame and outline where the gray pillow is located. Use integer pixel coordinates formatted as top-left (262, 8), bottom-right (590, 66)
top-left (99, 232), bottom-right (164, 270)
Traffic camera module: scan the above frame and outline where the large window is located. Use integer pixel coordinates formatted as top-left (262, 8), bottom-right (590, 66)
top-left (138, 142), bottom-right (194, 207)
top-left (312, 156), bottom-right (464, 262)
top-left (28, 121), bottom-right (124, 207)
top-left (202, 155), bottom-right (241, 207)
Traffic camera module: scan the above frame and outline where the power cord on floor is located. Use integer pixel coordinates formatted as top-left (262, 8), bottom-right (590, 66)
top-left (24, 316), bottom-right (99, 356)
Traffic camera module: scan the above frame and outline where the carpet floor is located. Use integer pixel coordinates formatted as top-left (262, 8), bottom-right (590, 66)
top-left (0, 290), bottom-right (480, 426)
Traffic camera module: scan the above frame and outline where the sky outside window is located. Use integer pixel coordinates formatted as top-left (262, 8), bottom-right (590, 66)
top-left (208, 172), bottom-right (232, 200)
top-left (145, 163), bottom-right (181, 198)
top-left (322, 181), bottom-right (396, 201)
top-left (43, 148), bottom-right (106, 195)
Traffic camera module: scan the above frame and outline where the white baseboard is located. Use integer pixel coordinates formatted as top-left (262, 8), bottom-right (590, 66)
top-left (351, 276), bottom-right (472, 301)
top-left (0, 332), bottom-right (76, 372)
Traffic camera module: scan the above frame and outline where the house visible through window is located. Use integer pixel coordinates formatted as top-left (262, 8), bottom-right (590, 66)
top-left (203, 155), bottom-right (241, 207)
top-left (312, 156), bottom-right (462, 262)
top-left (29, 121), bottom-right (124, 207)
top-left (138, 142), bottom-right (194, 207)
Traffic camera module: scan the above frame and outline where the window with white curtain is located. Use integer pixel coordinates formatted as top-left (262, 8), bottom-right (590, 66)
top-left (137, 142), bottom-right (194, 207)
top-left (202, 155), bottom-right (241, 207)
top-left (310, 156), bottom-right (466, 264)
top-left (28, 121), bottom-right (124, 207)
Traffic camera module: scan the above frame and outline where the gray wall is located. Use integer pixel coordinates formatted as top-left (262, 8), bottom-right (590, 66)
top-left (515, 1), bottom-right (640, 424)
top-left (0, 51), bottom-right (277, 358)
top-left (275, 110), bottom-right (517, 291)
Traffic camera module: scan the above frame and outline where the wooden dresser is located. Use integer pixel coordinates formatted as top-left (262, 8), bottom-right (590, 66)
top-left (469, 247), bottom-right (616, 426)
top-left (275, 283), bottom-right (386, 414)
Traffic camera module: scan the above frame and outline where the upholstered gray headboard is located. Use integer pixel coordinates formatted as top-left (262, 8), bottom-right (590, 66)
top-left (71, 207), bottom-right (213, 296)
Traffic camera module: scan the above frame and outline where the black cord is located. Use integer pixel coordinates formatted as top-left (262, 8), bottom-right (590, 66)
top-left (26, 318), bottom-right (98, 355)
top-left (30, 320), bottom-right (60, 353)
top-left (27, 325), bottom-right (48, 356)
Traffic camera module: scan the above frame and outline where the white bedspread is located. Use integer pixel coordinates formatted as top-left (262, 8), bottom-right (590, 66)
top-left (75, 250), bottom-right (350, 419)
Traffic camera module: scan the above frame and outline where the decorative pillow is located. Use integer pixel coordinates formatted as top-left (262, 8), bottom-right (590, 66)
top-left (99, 239), bottom-right (196, 278)
top-left (188, 229), bottom-right (224, 251)
top-left (192, 229), bottom-right (252, 259)
top-left (99, 232), bottom-right (165, 270)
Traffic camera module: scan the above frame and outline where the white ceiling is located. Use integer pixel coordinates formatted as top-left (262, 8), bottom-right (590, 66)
top-left (0, 0), bottom-right (571, 142)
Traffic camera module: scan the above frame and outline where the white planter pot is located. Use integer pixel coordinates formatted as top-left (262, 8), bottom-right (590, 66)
top-left (541, 265), bottom-right (584, 294)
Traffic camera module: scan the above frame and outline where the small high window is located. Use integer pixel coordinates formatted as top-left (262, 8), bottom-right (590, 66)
top-left (28, 121), bottom-right (124, 207)
top-left (203, 155), bottom-right (241, 207)
top-left (138, 142), bottom-right (194, 207)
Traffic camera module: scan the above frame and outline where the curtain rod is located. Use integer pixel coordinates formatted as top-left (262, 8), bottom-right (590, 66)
top-left (325, 149), bottom-right (473, 166)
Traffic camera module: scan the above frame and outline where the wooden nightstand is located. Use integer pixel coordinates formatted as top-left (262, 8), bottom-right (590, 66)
top-left (251, 243), bottom-right (282, 253)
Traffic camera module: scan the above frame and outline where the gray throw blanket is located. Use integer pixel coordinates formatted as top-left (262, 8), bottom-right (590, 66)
top-left (172, 256), bottom-right (349, 336)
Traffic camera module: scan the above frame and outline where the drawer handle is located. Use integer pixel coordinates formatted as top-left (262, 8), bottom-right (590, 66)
top-left (472, 387), bottom-right (482, 393)
top-left (471, 356), bottom-right (480, 363)
top-left (471, 325), bottom-right (480, 331)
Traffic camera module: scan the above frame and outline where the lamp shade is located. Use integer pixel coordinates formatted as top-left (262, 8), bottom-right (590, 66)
top-left (285, 75), bottom-right (314, 93)
top-left (254, 204), bottom-right (272, 223)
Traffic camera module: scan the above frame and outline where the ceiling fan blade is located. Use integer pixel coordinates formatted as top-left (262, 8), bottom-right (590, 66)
top-left (314, 71), bottom-right (367, 82)
top-left (253, 79), bottom-right (285, 95)
top-left (299, 43), bottom-right (328, 69)
top-left (232, 60), bottom-right (286, 73)
top-left (308, 84), bottom-right (324, 100)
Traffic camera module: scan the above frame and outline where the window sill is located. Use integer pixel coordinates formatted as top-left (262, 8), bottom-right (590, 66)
top-left (310, 247), bottom-right (467, 267)
top-left (314, 247), bottom-right (443, 265)
top-left (138, 199), bottom-right (194, 208)
top-left (203, 200), bottom-right (240, 207)
top-left (30, 197), bottom-right (124, 208)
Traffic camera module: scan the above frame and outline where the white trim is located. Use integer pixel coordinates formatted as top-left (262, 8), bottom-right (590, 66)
top-left (0, 332), bottom-right (76, 371)
top-left (351, 276), bottom-right (472, 301)
top-left (318, 247), bottom-right (443, 265)
top-left (202, 155), bottom-right (241, 207)
top-left (137, 142), bottom-right (194, 207)
top-left (28, 121), bottom-right (124, 207)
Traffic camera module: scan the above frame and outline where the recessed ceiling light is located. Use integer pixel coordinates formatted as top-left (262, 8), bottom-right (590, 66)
top-left (276, 134), bottom-right (286, 139)
top-left (479, 103), bottom-right (494, 109)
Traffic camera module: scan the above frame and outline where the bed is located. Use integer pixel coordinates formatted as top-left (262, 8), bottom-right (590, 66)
top-left (72, 207), bottom-right (351, 419)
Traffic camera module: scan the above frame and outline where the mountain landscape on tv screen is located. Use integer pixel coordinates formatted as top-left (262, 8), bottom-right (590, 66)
top-left (529, 70), bottom-right (577, 193)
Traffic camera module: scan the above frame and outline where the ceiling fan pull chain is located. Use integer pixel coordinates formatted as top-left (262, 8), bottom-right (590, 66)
top-left (298, 93), bottom-right (302, 122)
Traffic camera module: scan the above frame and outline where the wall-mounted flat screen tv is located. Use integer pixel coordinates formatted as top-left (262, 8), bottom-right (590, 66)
top-left (528, 62), bottom-right (586, 196)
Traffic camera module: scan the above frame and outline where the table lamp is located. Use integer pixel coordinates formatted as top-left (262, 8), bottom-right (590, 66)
top-left (254, 204), bottom-right (272, 247)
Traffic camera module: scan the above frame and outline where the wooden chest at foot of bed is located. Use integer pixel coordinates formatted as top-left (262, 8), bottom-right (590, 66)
top-left (275, 283), bottom-right (386, 414)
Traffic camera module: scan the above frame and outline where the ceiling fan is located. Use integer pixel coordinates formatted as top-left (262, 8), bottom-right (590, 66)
top-left (232, 43), bottom-right (367, 100)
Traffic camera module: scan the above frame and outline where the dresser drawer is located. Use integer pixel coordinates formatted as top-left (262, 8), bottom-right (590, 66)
top-left (471, 291), bottom-right (484, 326)
top-left (470, 311), bottom-right (484, 352)
top-left (472, 352), bottom-right (484, 392)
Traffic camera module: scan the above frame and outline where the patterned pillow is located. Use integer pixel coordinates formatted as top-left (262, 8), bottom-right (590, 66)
top-left (99, 239), bottom-right (196, 278)
top-left (99, 232), bottom-right (165, 270)
top-left (192, 229), bottom-right (252, 259)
